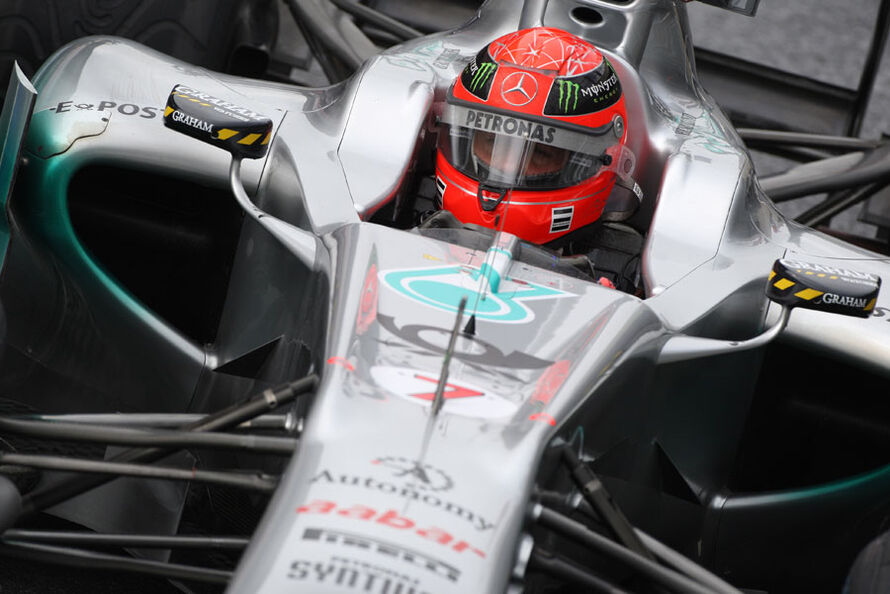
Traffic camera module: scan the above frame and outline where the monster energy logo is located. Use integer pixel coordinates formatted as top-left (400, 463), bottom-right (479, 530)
top-left (557, 80), bottom-right (580, 112)
top-left (470, 62), bottom-right (496, 91)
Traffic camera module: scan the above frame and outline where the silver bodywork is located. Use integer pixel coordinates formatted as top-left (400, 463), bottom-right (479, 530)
top-left (5, 0), bottom-right (890, 592)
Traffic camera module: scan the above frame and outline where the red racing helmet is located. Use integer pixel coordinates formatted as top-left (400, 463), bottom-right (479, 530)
top-left (435, 27), bottom-right (631, 244)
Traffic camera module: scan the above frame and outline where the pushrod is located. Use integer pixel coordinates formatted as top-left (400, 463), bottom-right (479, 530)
top-left (0, 418), bottom-right (297, 454)
top-left (20, 375), bottom-right (317, 516)
top-left (24, 413), bottom-right (293, 430)
top-left (0, 452), bottom-right (278, 493)
top-left (528, 548), bottom-right (628, 594)
top-left (533, 505), bottom-right (718, 594)
top-left (4, 529), bottom-right (249, 550)
top-left (0, 540), bottom-right (231, 584)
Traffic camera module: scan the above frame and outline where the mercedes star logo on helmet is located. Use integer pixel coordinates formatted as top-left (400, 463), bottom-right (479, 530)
top-left (501, 72), bottom-right (538, 106)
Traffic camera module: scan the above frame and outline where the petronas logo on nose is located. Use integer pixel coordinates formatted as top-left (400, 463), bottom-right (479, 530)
top-left (471, 62), bottom-right (496, 91)
top-left (557, 79), bottom-right (580, 112)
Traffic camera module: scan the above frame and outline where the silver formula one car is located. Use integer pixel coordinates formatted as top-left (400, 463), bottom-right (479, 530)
top-left (0, 1), bottom-right (889, 593)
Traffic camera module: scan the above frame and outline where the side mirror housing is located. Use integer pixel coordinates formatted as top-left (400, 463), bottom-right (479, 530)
top-left (163, 84), bottom-right (272, 159)
top-left (766, 259), bottom-right (880, 318)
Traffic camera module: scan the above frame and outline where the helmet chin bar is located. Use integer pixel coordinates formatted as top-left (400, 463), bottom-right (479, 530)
top-left (477, 182), bottom-right (510, 212)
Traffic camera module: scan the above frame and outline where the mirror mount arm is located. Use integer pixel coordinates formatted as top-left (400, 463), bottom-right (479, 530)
top-left (657, 305), bottom-right (790, 365)
top-left (229, 158), bottom-right (263, 220)
top-left (228, 158), bottom-right (318, 270)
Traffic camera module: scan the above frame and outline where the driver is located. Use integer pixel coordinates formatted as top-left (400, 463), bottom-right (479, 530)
top-left (434, 27), bottom-right (641, 289)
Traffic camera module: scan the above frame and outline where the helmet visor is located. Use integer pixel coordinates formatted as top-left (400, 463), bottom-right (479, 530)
top-left (439, 103), bottom-right (620, 190)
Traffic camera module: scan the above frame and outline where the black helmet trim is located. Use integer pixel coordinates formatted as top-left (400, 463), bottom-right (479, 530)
top-left (543, 59), bottom-right (622, 116)
top-left (460, 48), bottom-right (498, 101)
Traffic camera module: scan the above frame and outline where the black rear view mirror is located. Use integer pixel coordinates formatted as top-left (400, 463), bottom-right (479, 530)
top-left (766, 259), bottom-right (880, 318)
top-left (163, 84), bottom-right (272, 160)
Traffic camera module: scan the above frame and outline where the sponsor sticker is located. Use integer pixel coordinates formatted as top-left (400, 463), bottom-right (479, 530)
top-left (47, 99), bottom-right (159, 119)
top-left (296, 500), bottom-right (488, 555)
top-left (782, 259), bottom-right (880, 284)
top-left (821, 293), bottom-right (869, 308)
top-left (556, 79), bottom-right (581, 112)
top-left (309, 465), bottom-right (496, 531)
top-left (470, 62), bottom-right (496, 91)
top-left (381, 265), bottom-right (569, 324)
top-left (168, 109), bottom-right (213, 133)
top-left (675, 112), bottom-right (696, 136)
top-left (287, 555), bottom-right (432, 593)
top-left (435, 176), bottom-right (447, 203)
top-left (500, 72), bottom-right (538, 106)
top-left (550, 206), bottom-right (574, 233)
top-left (462, 109), bottom-right (556, 144)
top-left (461, 58), bottom-right (497, 100)
top-left (369, 365), bottom-right (518, 419)
top-left (441, 103), bottom-right (617, 154)
top-left (171, 84), bottom-right (268, 123)
top-left (544, 61), bottom-right (622, 116)
top-left (302, 527), bottom-right (461, 583)
top-left (371, 456), bottom-right (453, 493)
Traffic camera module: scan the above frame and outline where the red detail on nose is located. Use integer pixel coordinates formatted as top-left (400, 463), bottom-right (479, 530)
top-left (327, 356), bottom-right (355, 372)
top-left (356, 263), bottom-right (379, 335)
top-left (411, 374), bottom-right (484, 401)
top-left (529, 412), bottom-right (557, 426)
top-left (532, 360), bottom-right (571, 404)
